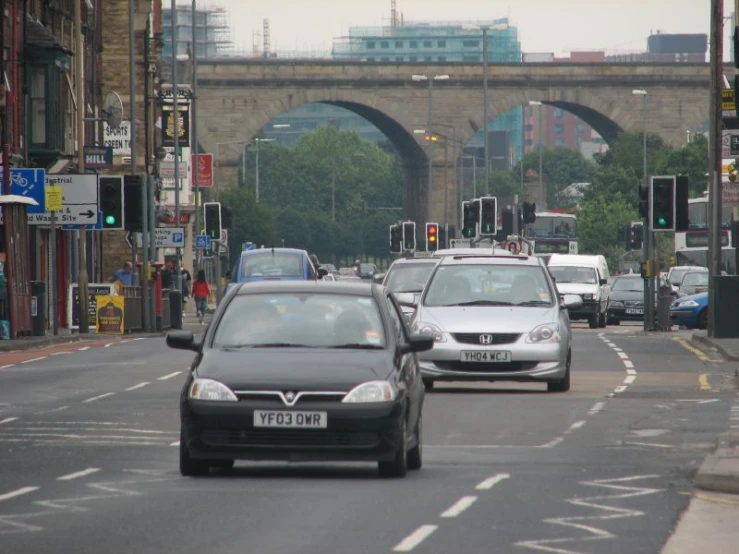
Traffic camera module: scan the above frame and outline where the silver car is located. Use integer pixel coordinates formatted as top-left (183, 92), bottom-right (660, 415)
top-left (401, 254), bottom-right (582, 393)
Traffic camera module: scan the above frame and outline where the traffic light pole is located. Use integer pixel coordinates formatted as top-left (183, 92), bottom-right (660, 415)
top-left (640, 95), bottom-right (654, 332)
top-left (171, 0), bottom-right (182, 298)
top-left (75, 0), bottom-right (89, 334)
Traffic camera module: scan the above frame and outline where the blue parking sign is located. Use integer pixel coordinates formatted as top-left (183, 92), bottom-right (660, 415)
top-left (0, 168), bottom-right (46, 214)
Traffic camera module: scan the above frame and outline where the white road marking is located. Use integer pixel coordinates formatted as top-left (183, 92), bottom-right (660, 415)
top-left (78, 347), bottom-right (90, 351)
top-left (124, 382), bottom-right (150, 391)
top-left (612, 347), bottom-right (623, 352)
top-left (0, 486), bottom-right (39, 502)
top-left (82, 393), bottom-right (116, 403)
top-left (597, 333), bottom-right (604, 337)
top-left (0, 417), bottom-right (18, 425)
top-left (617, 352), bottom-right (629, 359)
top-left (677, 399), bottom-right (720, 404)
top-left (170, 440), bottom-right (180, 447)
top-left (0, 364), bottom-right (15, 369)
top-left (393, 525), bottom-right (438, 552)
top-left (426, 444), bottom-right (538, 449)
top-left (623, 442), bottom-right (673, 448)
top-left (132, 337), bottom-right (147, 341)
top-left (626, 368), bottom-right (637, 375)
top-left (624, 375), bottom-right (637, 384)
top-left (568, 420), bottom-right (586, 431)
top-left (540, 437), bottom-right (564, 448)
top-left (45, 406), bottom-right (69, 413)
top-left (157, 372), bottom-right (181, 381)
top-left (440, 495), bottom-right (477, 518)
top-left (20, 356), bottom-right (47, 364)
top-left (50, 351), bottom-right (72, 356)
top-left (119, 340), bottom-right (132, 344)
top-left (623, 360), bottom-right (635, 369)
top-left (589, 401), bottom-right (605, 413)
top-left (104, 343), bottom-right (115, 348)
top-left (57, 468), bottom-right (101, 481)
top-left (475, 473), bottom-right (510, 490)
top-left (614, 386), bottom-right (628, 393)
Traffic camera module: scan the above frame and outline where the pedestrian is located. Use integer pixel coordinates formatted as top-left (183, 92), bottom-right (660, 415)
top-left (110, 261), bottom-right (134, 291)
top-left (181, 265), bottom-right (192, 309)
top-left (192, 270), bottom-right (211, 325)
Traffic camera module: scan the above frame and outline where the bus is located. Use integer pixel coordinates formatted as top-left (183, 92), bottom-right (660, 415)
top-left (523, 211), bottom-right (578, 256)
top-left (674, 195), bottom-right (735, 274)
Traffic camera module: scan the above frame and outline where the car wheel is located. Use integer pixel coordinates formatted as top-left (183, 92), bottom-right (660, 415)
top-left (547, 351), bottom-right (571, 393)
top-left (407, 416), bottom-right (423, 471)
top-left (179, 429), bottom-right (209, 477)
top-left (698, 309), bottom-right (708, 330)
top-left (423, 379), bottom-right (434, 392)
top-left (378, 418), bottom-right (408, 478)
top-left (588, 314), bottom-right (598, 329)
top-left (598, 311), bottom-right (607, 328)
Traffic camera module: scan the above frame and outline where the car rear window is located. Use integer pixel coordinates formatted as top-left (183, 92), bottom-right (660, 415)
top-left (239, 253), bottom-right (302, 279)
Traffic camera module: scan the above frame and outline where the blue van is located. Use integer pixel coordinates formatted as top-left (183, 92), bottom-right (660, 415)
top-left (228, 248), bottom-right (321, 290)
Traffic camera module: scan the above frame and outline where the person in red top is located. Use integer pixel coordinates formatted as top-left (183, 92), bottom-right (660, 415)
top-left (191, 270), bottom-right (211, 325)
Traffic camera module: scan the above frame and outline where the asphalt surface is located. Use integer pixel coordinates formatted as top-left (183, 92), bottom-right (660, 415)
top-left (0, 321), bottom-right (737, 553)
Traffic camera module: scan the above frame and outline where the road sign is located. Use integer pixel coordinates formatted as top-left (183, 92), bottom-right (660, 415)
top-left (35, 174), bottom-right (99, 226)
top-left (0, 168), bottom-right (46, 214)
top-left (103, 121), bottom-right (131, 155)
top-left (242, 241), bottom-right (255, 251)
top-left (220, 229), bottom-right (228, 247)
top-left (84, 146), bottom-right (114, 168)
top-left (127, 227), bottom-right (185, 249)
top-left (196, 234), bottom-right (212, 249)
top-left (62, 211), bottom-right (104, 231)
top-left (449, 238), bottom-right (472, 248)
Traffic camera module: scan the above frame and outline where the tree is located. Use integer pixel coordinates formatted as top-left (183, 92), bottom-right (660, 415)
top-left (584, 164), bottom-right (641, 208)
top-left (655, 134), bottom-right (709, 197)
top-left (513, 147), bottom-right (594, 207)
top-left (577, 194), bottom-right (639, 270)
top-left (593, 132), bottom-right (670, 178)
top-left (218, 187), bottom-right (278, 266)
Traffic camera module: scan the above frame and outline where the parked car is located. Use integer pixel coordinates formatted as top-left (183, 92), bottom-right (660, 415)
top-left (606, 274), bottom-right (674, 325)
top-left (670, 291), bottom-right (708, 329)
top-left (677, 269), bottom-right (708, 298)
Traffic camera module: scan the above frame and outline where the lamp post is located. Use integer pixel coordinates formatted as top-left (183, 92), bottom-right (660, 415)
top-left (414, 127), bottom-right (462, 228)
top-left (253, 138), bottom-right (274, 202)
top-left (528, 101), bottom-right (544, 208)
top-left (412, 74), bottom-right (450, 222)
top-left (461, 22), bottom-right (509, 195)
top-left (632, 88), bottom-right (652, 331)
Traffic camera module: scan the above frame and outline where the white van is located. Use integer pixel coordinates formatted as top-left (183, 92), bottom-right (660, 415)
top-left (547, 254), bottom-right (611, 329)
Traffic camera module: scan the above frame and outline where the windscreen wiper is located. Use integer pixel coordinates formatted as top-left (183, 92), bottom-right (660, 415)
top-left (454, 300), bottom-right (513, 306)
top-left (517, 300), bottom-right (552, 306)
top-left (221, 343), bottom-right (314, 349)
top-left (330, 343), bottom-right (385, 350)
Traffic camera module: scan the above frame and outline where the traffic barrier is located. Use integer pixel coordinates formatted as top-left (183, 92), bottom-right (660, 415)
top-left (121, 286), bottom-right (143, 332)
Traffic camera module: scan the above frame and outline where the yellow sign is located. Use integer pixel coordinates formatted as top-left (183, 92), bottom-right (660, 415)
top-left (723, 89), bottom-right (736, 112)
top-left (45, 185), bottom-right (63, 212)
top-left (96, 295), bottom-right (125, 335)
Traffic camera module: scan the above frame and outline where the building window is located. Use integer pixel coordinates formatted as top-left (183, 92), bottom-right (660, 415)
top-left (410, 41), bottom-right (418, 49)
top-left (366, 41), bottom-right (376, 49)
top-left (380, 41), bottom-right (389, 49)
top-left (366, 57), bottom-right (375, 62)
top-left (462, 55), bottom-right (481, 62)
top-left (575, 123), bottom-right (587, 133)
top-left (409, 56), bottom-right (418, 62)
top-left (554, 124), bottom-right (566, 135)
top-left (424, 56), bottom-right (432, 61)
top-left (423, 40), bottom-right (432, 48)
top-left (437, 40), bottom-right (446, 48)
top-left (29, 66), bottom-right (46, 145)
top-left (555, 138), bottom-right (565, 146)
top-left (380, 57), bottom-right (390, 62)
top-left (462, 40), bottom-right (479, 48)
top-left (395, 56), bottom-right (404, 62)
top-left (395, 41), bottom-right (403, 48)
top-left (437, 56), bottom-right (447, 62)
top-left (554, 108), bottom-right (564, 119)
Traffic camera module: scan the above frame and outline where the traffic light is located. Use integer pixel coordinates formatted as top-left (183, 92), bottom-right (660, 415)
top-left (638, 183), bottom-right (649, 219)
top-left (426, 222), bottom-right (439, 251)
top-left (500, 208), bottom-right (514, 236)
top-left (204, 202), bottom-right (222, 240)
top-left (124, 175), bottom-right (143, 232)
top-left (522, 202), bottom-right (536, 224)
top-left (222, 206), bottom-right (233, 229)
top-left (402, 221), bottom-right (416, 251)
top-left (98, 176), bottom-right (124, 230)
top-left (629, 222), bottom-right (644, 250)
top-left (650, 176), bottom-right (675, 231)
top-left (389, 224), bottom-right (402, 253)
top-left (675, 175), bottom-right (689, 232)
top-left (479, 197), bottom-right (497, 235)
top-left (461, 201), bottom-right (477, 238)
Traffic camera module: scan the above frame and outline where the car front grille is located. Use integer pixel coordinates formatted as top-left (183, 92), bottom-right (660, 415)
top-left (451, 333), bottom-right (521, 345)
top-left (234, 392), bottom-right (346, 405)
top-left (200, 429), bottom-right (380, 448)
top-left (435, 361), bottom-right (538, 373)
top-left (624, 301), bottom-right (644, 308)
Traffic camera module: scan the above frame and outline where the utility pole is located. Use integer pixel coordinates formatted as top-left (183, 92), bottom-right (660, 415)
top-left (75, 0), bottom-right (90, 334)
top-left (707, 0), bottom-right (723, 337)
top-left (482, 27), bottom-right (489, 195)
top-left (171, 0), bottom-right (182, 295)
top-left (192, 0), bottom-right (201, 272)
top-left (427, 78), bottom-right (434, 219)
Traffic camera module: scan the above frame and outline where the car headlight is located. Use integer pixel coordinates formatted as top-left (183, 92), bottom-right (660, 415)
top-left (412, 321), bottom-right (446, 342)
top-left (526, 324), bottom-right (561, 344)
top-left (188, 378), bottom-right (238, 402)
top-left (609, 301), bottom-right (624, 308)
top-left (676, 300), bottom-right (699, 308)
top-left (582, 294), bottom-right (595, 301)
top-left (342, 381), bottom-right (396, 403)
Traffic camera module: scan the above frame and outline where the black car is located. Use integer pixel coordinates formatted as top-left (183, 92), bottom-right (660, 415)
top-left (607, 275), bottom-right (645, 324)
top-left (167, 281), bottom-right (434, 478)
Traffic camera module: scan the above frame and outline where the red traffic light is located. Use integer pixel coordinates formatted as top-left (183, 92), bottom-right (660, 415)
top-left (426, 223), bottom-right (439, 251)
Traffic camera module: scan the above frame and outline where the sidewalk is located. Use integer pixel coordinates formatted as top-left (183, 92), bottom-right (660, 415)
top-left (690, 330), bottom-right (739, 362)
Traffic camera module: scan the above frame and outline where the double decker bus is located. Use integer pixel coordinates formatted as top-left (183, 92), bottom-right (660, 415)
top-left (523, 210), bottom-right (578, 257)
top-left (674, 194), bottom-right (735, 274)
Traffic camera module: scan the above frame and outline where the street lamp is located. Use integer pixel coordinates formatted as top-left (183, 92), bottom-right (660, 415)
top-left (253, 138), bottom-right (275, 202)
top-left (632, 88), bottom-right (650, 331)
top-left (412, 74), bottom-right (450, 221)
top-left (461, 22), bottom-right (509, 195)
top-left (414, 126), bottom-right (463, 227)
top-left (528, 101), bottom-right (544, 206)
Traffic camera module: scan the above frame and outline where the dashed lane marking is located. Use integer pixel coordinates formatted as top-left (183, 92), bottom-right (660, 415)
top-left (0, 486), bottom-right (39, 503)
top-left (440, 496), bottom-right (477, 518)
top-left (78, 347), bottom-right (90, 351)
top-left (0, 417), bottom-right (18, 425)
top-left (57, 468), bottom-right (101, 481)
top-left (157, 372), bottom-right (182, 381)
top-left (624, 375), bottom-right (637, 384)
top-left (20, 356), bottom-right (47, 364)
top-left (50, 351), bottom-right (72, 356)
top-left (599, 335), bottom-right (637, 395)
top-left (392, 525), bottom-right (438, 552)
top-left (170, 441), bottom-right (180, 447)
top-left (475, 473), bottom-right (510, 490)
top-left (82, 393), bottom-right (116, 403)
top-left (124, 382), bottom-right (150, 392)
top-left (540, 437), bottom-right (564, 448)
top-left (589, 402), bottom-right (605, 413)
top-left (0, 364), bottom-right (14, 370)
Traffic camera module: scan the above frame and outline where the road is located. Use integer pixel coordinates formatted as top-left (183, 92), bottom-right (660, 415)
top-left (0, 322), bottom-right (736, 553)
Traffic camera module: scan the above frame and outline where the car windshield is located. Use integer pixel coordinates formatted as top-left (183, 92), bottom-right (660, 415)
top-left (385, 263), bottom-right (436, 293)
top-left (424, 264), bottom-right (553, 307)
top-left (339, 267), bottom-right (356, 275)
top-left (681, 271), bottom-right (708, 287)
top-left (669, 268), bottom-right (693, 285)
top-left (213, 293), bottom-right (386, 349)
top-left (240, 253), bottom-right (302, 279)
top-left (611, 277), bottom-right (643, 292)
top-left (548, 265), bottom-right (597, 284)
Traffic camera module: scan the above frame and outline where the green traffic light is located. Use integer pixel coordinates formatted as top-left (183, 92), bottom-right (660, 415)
top-left (104, 215), bottom-right (116, 225)
top-left (657, 217), bottom-right (666, 227)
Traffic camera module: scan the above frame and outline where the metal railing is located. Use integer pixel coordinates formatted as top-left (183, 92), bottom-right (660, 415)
top-left (121, 286), bottom-right (143, 332)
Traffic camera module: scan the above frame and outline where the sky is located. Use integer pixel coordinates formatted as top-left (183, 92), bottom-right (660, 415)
top-left (191, 0), bottom-right (729, 58)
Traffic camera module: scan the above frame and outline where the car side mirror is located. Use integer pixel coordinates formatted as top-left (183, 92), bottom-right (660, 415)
top-left (599, 278), bottom-right (608, 286)
top-left (373, 273), bottom-right (385, 284)
top-left (670, 289), bottom-right (677, 296)
top-left (166, 330), bottom-right (199, 351)
top-left (401, 333), bottom-right (435, 354)
top-left (561, 294), bottom-right (583, 310)
top-left (394, 292), bottom-right (418, 307)
top-left (317, 267), bottom-right (328, 278)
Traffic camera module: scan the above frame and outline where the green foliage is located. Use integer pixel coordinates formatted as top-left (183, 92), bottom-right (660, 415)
top-left (512, 147), bottom-right (595, 206)
top-left (654, 134), bottom-right (709, 197)
top-left (218, 187), bottom-right (278, 265)
top-left (577, 194), bottom-right (639, 270)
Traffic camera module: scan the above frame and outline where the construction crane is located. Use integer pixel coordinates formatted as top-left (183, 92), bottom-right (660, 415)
top-left (263, 19), bottom-right (271, 59)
